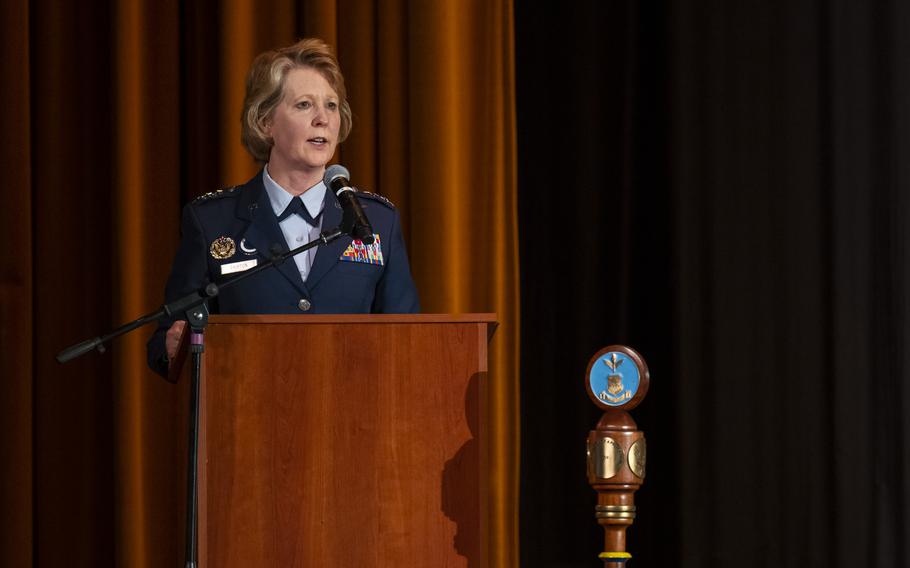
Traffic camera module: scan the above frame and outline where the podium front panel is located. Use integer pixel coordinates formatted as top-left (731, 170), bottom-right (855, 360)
top-left (193, 315), bottom-right (492, 568)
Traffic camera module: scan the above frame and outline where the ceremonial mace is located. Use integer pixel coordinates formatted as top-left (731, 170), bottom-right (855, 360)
top-left (585, 345), bottom-right (650, 566)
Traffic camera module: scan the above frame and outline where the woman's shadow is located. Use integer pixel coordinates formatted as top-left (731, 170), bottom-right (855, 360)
top-left (441, 372), bottom-right (485, 567)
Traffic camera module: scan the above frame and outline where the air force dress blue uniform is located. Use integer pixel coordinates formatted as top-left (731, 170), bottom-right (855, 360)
top-left (146, 170), bottom-right (420, 376)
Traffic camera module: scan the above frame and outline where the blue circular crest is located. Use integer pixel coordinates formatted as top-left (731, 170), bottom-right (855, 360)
top-left (588, 351), bottom-right (641, 407)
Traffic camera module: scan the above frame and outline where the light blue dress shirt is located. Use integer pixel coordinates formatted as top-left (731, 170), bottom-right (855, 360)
top-left (262, 166), bottom-right (326, 282)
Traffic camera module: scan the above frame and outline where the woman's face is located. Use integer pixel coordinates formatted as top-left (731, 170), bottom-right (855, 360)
top-left (266, 66), bottom-right (341, 175)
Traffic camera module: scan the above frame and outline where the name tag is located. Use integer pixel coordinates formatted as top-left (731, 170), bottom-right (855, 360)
top-left (221, 259), bottom-right (257, 275)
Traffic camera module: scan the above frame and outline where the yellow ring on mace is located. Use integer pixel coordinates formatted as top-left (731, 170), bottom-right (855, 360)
top-left (599, 552), bottom-right (632, 559)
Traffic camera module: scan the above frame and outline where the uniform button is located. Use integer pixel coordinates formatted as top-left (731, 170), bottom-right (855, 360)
top-left (298, 298), bottom-right (312, 311)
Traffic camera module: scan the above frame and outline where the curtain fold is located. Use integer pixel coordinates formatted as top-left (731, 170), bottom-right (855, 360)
top-left (27, 1), bottom-right (118, 565)
top-left (670, 2), bottom-right (910, 564)
top-left (0, 0), bottom-right (32, 566)
top-left (112, 0), bottom-right (184, 565)
top-left (403, 3), bottom-right (520, 565)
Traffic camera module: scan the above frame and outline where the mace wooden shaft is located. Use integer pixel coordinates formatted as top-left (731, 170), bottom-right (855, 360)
top-left (587, 410), bottom-right (645, 565)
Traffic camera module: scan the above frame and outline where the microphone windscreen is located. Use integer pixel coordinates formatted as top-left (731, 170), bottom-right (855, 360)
top-left (323, 164), bottom-right (350, 188)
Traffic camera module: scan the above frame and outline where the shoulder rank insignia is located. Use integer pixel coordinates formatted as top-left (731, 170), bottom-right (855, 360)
top-left (210, 236), bottom-right (236, 259)
top-left (356, 190), bottom-right (396, 209)
top-left (192, 186), bottom-right (238, 205)
top-left (339, 234), bottom-right (384, 265)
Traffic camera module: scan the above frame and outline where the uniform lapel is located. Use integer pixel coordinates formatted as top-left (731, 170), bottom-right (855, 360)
top-left (305, 190), bottom-right (351, 289)
top-left (235, 172), bottom-right (308, 295)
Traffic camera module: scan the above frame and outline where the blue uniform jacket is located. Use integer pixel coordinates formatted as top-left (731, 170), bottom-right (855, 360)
top-left (146, 171), bottom-right (420, 376)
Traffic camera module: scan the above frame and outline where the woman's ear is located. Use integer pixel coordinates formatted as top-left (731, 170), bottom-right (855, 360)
top-left (261, 117), bottom-right (272, 137)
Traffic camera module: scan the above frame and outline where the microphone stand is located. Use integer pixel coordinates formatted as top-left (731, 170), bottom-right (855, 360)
top-left (56, 226), bottom-right (346, 568)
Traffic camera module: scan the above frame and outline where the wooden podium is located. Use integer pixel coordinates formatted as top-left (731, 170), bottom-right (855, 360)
top-left (171, 314), bottom-right (496, 567)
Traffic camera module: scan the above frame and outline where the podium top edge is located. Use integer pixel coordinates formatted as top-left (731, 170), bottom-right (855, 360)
top-left (207, 313), bottom-right (499, 325)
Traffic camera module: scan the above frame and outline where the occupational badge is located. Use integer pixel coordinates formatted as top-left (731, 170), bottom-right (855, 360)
top-left (239, 238), bottom-right (257, 255)
top-left (339, 234), bottom-right (384, 266)
top-left (210, 236), bottom-right (236, 260)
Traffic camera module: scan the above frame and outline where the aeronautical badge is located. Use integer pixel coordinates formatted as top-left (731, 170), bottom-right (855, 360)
top-left (585, 345), bottom-right (650, 412)
top-left (209, 236), bottom-right (236, 260)
top-left (339, 234), bottom-right (384, 265)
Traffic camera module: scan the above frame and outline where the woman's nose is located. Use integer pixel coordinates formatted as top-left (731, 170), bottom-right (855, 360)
top-left (312, 105), bottom-right (327, 126)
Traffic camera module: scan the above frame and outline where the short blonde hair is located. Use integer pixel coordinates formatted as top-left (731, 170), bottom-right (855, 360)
top-left (241, 38), bottom-right (353, 163)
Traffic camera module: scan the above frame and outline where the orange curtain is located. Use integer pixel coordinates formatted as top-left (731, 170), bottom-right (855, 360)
top-left (401, 6), bottom-right (520, 566)
top-left (0, 0), bottom-right (518, 566)
top-left (111, 0), bottom-right (184, 564)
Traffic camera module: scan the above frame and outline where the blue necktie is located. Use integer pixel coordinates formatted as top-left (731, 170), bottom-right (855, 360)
top-left (277, 196), bottom-right (322, 225)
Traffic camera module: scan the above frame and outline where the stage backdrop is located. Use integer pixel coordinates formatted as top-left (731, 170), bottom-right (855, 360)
top-left (0, 1), bottom-right (518, 567)
top-left (516, 0), bottom-right (910, 566)
top-left (10, 1), bottom-right (910, 567)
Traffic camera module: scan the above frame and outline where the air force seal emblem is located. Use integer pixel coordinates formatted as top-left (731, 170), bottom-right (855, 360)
top-left (585, 346), bottom-right (649, 412)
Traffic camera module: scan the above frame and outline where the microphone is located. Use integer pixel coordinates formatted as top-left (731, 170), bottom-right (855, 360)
top-left (323, 164), bottom-right (374, 244)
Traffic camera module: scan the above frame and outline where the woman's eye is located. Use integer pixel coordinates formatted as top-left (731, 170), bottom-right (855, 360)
top-left (327, 101), bottom-right (338, 110)
top-left (296, 101), bottom-right (311, 109)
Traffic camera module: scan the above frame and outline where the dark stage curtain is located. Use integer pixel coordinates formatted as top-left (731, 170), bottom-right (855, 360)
top-left (515, 2), bottom-right (674, 566)
top-left (517, 1), bottom-right (909, 567)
